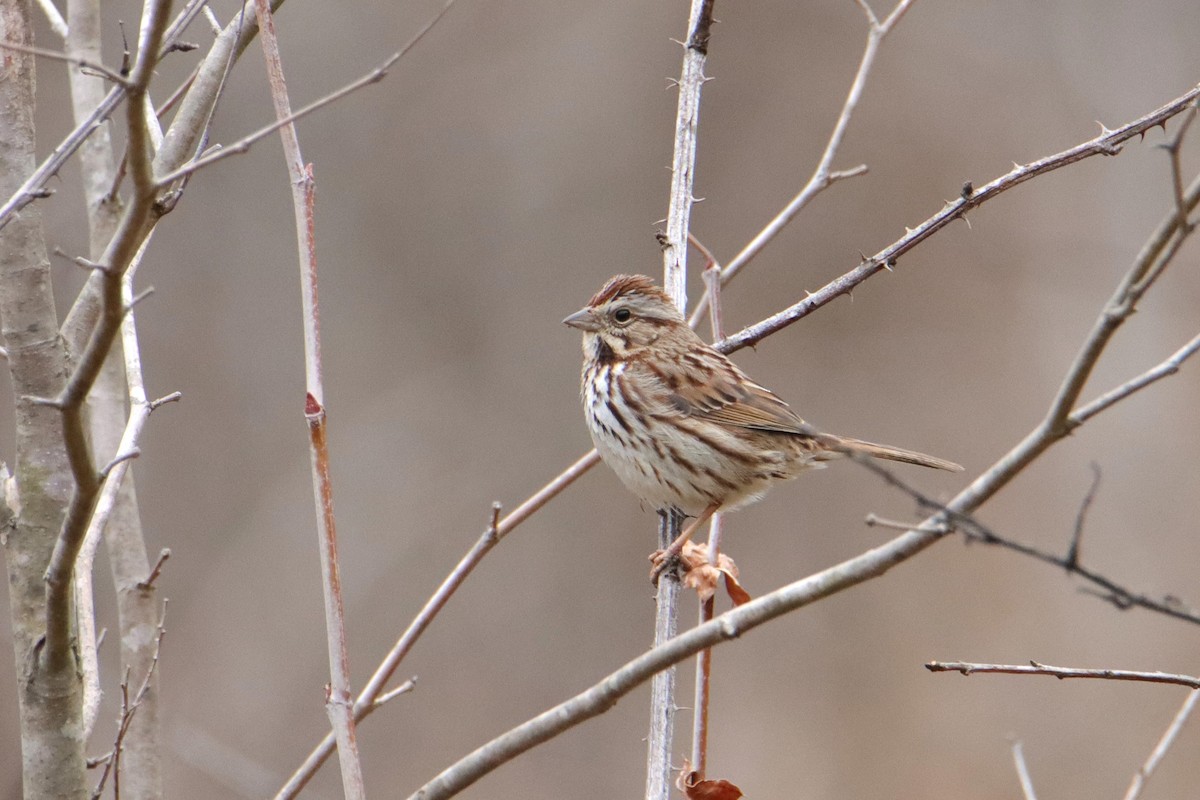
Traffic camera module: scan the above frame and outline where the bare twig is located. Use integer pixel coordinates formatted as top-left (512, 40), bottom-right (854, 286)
top-left (0, 0), bottom-right (215, 231)
top-left (687, 0), bottom-right (913, 326)
top-left (715, 86), bottom-right (1200, 355)
top-left (252, 0), bottom-right (364, 795)
top-left (156, 0), bottom-right (458, 187)
top-left (34, 0), bottom-right (69, 38)
top-left (690, 512), bottom-right (723, 778)
top-left (89, 602), bottom-right (167, 800)
top-left (1064, 462), bottom-right (1100, 569)
top-left (138, 548), bottom-right (170, 590)
top-left (1010, 740), bottom-right (1038, 800)
top-left (278, 470), bottom-right (595, 798)
top-left (1122, 689), bottom-right (1200, 800)
top-left (926, 661), bottom-right (1200, 689)
top-left (0, 38), bottom-right (131, 86)
top-left (1071, 331), bottom-right (1200, 425)
top-left (859, 455), bottom-right (1200, 626)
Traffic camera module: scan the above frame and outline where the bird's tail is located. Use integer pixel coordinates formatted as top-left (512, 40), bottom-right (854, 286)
top-left (822, 435), bottom-right (963, 472)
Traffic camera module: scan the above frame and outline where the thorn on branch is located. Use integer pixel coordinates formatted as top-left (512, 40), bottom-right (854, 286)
top-left (126, 286), bottom-right (155, 313)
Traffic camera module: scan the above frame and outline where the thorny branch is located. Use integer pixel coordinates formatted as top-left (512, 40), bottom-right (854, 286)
top-left (688, 0), bottom-right (914, 326)
top-left (715, 86), bottom-right (1200, 355)
top-left (653, 2), bottom-right (717, 798)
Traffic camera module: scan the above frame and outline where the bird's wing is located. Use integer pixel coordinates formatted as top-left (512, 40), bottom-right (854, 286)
top-left (631, 354), bottom-right (813, 436)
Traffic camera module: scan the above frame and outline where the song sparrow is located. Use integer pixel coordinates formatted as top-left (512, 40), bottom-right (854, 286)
top-left (564, 274), bottom-right (961, 565)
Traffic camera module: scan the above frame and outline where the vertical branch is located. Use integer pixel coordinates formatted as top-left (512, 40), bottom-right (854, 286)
top-left (690, 512), bottom-right (722, 777)
top-left (252, 1), bottom-right (365, 797)
top-left (64, 0), bottom-right (124, 742)
top-left (64, 1), bottom-right (167, 792)
top-left (650, 3), bottom-right (716, 798)
top-left (690, 249), bottom-right (725, 778)
top-left (0, 0), bottom-right (86, 794)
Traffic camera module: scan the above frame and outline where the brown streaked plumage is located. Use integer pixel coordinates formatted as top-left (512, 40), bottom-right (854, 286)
top-left (563, 274), bottom-right (961, 523)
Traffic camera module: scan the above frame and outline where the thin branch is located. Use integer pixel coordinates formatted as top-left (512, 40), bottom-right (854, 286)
top-left (1071, 331), bottom-right (1200, 425)
top-left (34, 0), bottom-right (69, 38)
top-left (690, 512), bottom-right (723, 778)
top-left (89, 603), bottom-right (167, 800)
top-left (926, 661), bottom-right (1200, 689)
top-left (253, 1), bottom-right (364, 795)
top-left (1064, 462), bottom-right (1100, 569)
top-left (1010, 740), bottom-right (1038, 800)
top-left (1122, 689), bottom-right (1200, 800)
top-left (688, 0), bottom-right (916, 326)
top-left (858, 455), bottom-right (1200, 626)
top-left (0, 0), bottom-right (214, 231)
top-left (715, 86), bottom-right (1200, 355)
top-left (276, 452), bottom-right (599, 798)
top-left (0, 39), bottom-right (131, 86)
top-left (156, 0), bottom-right (458, 187)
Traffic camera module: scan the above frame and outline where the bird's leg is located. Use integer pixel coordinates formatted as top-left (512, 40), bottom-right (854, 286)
top-left (650, 502), bottom-right (720, 584)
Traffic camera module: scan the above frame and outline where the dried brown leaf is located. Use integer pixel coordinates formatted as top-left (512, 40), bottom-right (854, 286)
top-left (680, 542), bottom-right (752, 606)
top-left (676, 760), bottom-right (745, 800)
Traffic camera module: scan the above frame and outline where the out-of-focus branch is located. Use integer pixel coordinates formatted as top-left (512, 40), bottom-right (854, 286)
top-left (688, 0), bottom-right (914, 326)
top-left (1011, 740), bottom-right (1038, 800)
top-left (0, 0), bottom-right (214, 232)
top-left (0, 39), bottom-right (131, 86)
top-left (34, 0), bottom-right (68, 37)
top-left (252, 0), bottom-right (364, 796)
top-left (1122, 689), bottom-right (1200, 800)
top-left (715, 85), bottom-right (1200, 355)
top-left (62, 0), bottom-right (288, 353)
top-left (157, 0), bottom-right (456, 186)
top-left (926, 661), bottom-right (1200, 689)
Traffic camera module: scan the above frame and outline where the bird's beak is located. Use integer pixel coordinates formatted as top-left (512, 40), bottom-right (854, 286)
top-left (562, 308), bottom-right (601, 332)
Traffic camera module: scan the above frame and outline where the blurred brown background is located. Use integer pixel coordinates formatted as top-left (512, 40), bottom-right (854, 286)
top-left (3, 0), bottom-right (1200, 797)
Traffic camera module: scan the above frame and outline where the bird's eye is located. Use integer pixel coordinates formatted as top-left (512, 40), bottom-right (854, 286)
top-left (613, 308), bottom-right (632, 324)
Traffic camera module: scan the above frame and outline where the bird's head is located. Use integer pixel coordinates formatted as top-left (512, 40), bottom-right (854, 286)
top-left (563, 275), bottom-right (686, 363)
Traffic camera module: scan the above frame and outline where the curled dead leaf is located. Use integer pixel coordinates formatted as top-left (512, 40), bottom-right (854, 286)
top-left (679, 541), bottom-right (752, 606)
top-left (676, 760), bottom-right (745, 800)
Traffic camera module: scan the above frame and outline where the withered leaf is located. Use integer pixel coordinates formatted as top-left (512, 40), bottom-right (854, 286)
top-left (679, 541), bottom-right (752, 606)
top-left (676, 760), bottom-right (745, 800)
